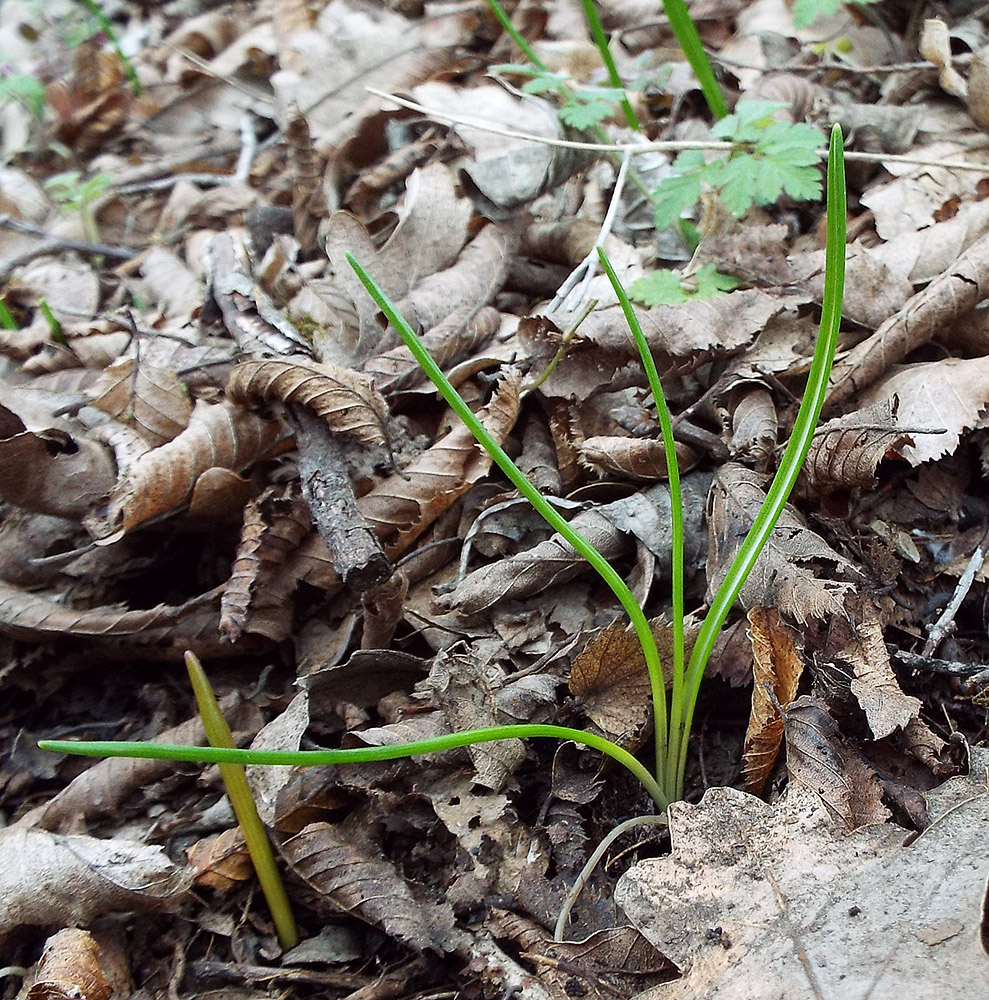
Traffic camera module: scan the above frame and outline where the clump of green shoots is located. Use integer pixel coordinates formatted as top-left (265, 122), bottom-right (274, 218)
top-left (40, 125), bottom-right (846, 814)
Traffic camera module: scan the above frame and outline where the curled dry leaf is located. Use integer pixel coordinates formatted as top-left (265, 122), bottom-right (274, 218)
top-left (743, 607), bottom-right (803, 795)
top-left (281, 814), bottom-right (457, 953)
top-left (89, 359), bottom-right (194, 447)
top-left (725, 386), bottom-right (777, 468)
top-left (579, 435), bottom-right (697, 480)
top-left (92, 399), bottom-right (285, 539)
top-left (0, 404), bottom-right (115, 521)
top-left (707, 463), bottom-right (855, 623)
top-left (227, 355), bottom-right (390, 446)
top-left (26, 928), bottom-right (119, 1000)
top-left (0, 827), bottom-right (189, 942)
top-left (802, 396), bottom-right (918, 491)
top-left (187, 827), bottom-right (253, 892)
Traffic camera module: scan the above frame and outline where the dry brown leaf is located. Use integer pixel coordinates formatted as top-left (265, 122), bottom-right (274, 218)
top-left (570, 616), bottom-right (682, 746)
top-left (140, 247), bottom-right (204, 320)
top-left (187, 827), bottom-right (253, 892)
top-left (359, 370), bottom-right (522, 557)
top-left (855, 356), bottom-right (989, 465)
top-left (26, 929), bottom-right (116, 1000)
top-left (281, 814), bottom-right (456, 953)
top-left (579, 435), bottom-right (696, 480)
top-left (93, 399), bottom-right (285, 538)
top-left (89, 359), bottom-right (194, 447)
top-left (396, 223), bottom-right (518, 332)
top-left (743, 607), bottom-right (803, 795)
top-left (725, 385), bottom-right (777, 468)
top-left (221, 484), bottom-right (313, 642)
top-left (0, 827), bottom-right (189, 942)
top-left (226, 356), bottom-right (389, 446)
top-left (707, 464), bottom-right (855, 622)
top-left (781, 695), bottom-right (888, 830)
top-left (0, 404), bottom-right (115, 521)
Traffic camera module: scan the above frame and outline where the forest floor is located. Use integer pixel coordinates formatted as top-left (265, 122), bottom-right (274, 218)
top-left (2, 1), bottom-right (989, 998)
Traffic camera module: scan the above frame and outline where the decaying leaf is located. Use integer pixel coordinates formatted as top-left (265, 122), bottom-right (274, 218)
top-left (226, 356), bottom-right (390, 447)
top-left (743, 606), bottom-right (803, 794)
top-left (579, 435), bottom-right (697, 480)
top-left (0, 827), bottom-right (189, 942)
top-left (618, 750), bottom-right (989, 999)
top-left (25, 928), bottom-right (121, 1000)
top-left (706, 463), bottom-right (855, 622)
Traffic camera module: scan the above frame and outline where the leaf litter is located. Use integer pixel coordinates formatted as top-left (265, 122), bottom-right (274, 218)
top-left (2, 1), bottom-right (989, 997)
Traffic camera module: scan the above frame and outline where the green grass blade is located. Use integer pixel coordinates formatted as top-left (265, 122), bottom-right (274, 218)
top-left (672, 123), bottom-right (846, 797)
top-left (348, 251), bottom-right (671, 802)
top-left (41, 722), bottom-right (669, 809)
top-left (596, 248), bottom-right (683, 795)
top-left (484, 0), bottom-right (548, 72)
top-left (186, 652), bottom-right (299, 949)
top-left (579, 0), bottom-right (640, 130)
top-left (662, 0), bottom-right (727, 120)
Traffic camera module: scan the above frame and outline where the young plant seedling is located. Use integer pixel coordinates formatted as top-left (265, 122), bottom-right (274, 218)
top-left (41, 127), bottom-right (846, 818)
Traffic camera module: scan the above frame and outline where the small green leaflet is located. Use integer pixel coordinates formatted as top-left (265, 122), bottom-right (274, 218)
top-left (630, 265), bottom-right (740, 307)
top-left (652, 101), bottom-right (825, 228)
top-left (792, 0), bottom-right (883, 29)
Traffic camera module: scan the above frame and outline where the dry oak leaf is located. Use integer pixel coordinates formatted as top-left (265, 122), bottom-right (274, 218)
top-left (226, 355), bottom-right (390, 447)
top-left (0, 827), bottom-right (189, 942)
top-left (743, 606), bottom-right (803, 795)
top-left (91, 398), bottom-right (285, 539)
top-left (855, 356), bottom-right (989, 466)
top-left (707, 463), bottom-right (855, 623)
top-left (617, 751), bottom-right (989, 999)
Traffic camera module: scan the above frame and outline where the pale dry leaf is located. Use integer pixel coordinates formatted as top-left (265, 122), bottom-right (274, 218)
top-left (726, 386), bottom-right (777, 468)
top-left (707, 463), bottom-right (855, 623)
top-left (226, 356), bottom-right (389, 447)
top-left (140, 247), bottom-right (204, 320)
top-left (89, 359), bottom-right (194, 447)
top-left (281, 814), bottom-right (457, 953)
top-left (579, 435), bottom-right (696, 480)
top-left (94, 399), bottom-right (285, 538)
top-left (969, 44), bottom-right (989, 128)
top-left (743, 606), bottom-right (803, 795)
top-left (187, 828), bottom-right (252, 892)
top-left (919, 18), bottom-right (968, 98)
top-left (0, 827), bottom-right (189, 942)
top-left (855, 357), bottom-right (989, 465)
top-left (7, 259), bottom-right (101, 319)
top-left (617, 749), bottom-right (989, 1000)
top-left (839, 598), bottom-right (922, 739)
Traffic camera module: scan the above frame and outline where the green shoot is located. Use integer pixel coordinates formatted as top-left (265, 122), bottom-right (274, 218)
top-left (578, 0), bottom-right (639, 130)
top-left (630, 265), bottom-right (739, 307)
top-left (44, 171), bottom-right (111, 244)
top-left (661, 0), bottom-right (727, 120)
top-left (185, 652), bottom-right (299, 949)
top-left (40, 129), bottom-right (845, 811)
top-left (0, 300), bottom-right (18, 331)
top-left (78, 0), bottom-right (142, 95)
top-left (38, 299), bottom-right (66, 346)
top-left (0, 71), bottom-right (47, 119)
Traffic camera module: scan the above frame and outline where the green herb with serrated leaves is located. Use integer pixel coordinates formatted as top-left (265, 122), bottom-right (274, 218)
top-left (630, 264), bottom-right (740, 307)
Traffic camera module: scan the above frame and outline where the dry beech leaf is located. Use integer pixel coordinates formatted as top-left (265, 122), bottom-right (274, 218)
top-left (570, 616), bottom-right (687, 746)
top-left (187, 828), bottom-right (252, 892)
top-left (26, 929), bottom-right (115, 1000)
top-left (221, 484), bottom-right (313, 642)
top-left (617, 751), bottom-right (989, 999)
top-left (226, 356), bottom-right (389, 447)
top-left (856, 356), bottom-right (989, 466)
top-left (89, 359), bottom-right (194, 447)
top-left (365, 305), bottom-right (501, 394)
top-left (803, 396), bottom-right (919, 491)
top-left (579, 435), bottom-right (696, 480)
top-left (0, 580), bottom-right (212, 642)
top-left (0, 405), bottom-right (115, 521)
top-left (707, 463), bottom-right (855, 623)
top-left (743, 607), bottom-right (804, 795)
top-left (139, 246), bottom-right (204, 320)
top-left (726, 386), bottom-right (777, 468)
top-left (359, 370), bottom-right (522, 557)
top-left (0, 827), bottom-right (189, 942)
top-left (92, 399), bottom-right (285, 539)
top-left (396, 223), bottom-right (518, 332)
top-left (781, 695), bottom-right (888, 830)
top-left (281, 814), bottom-right (456, 953)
